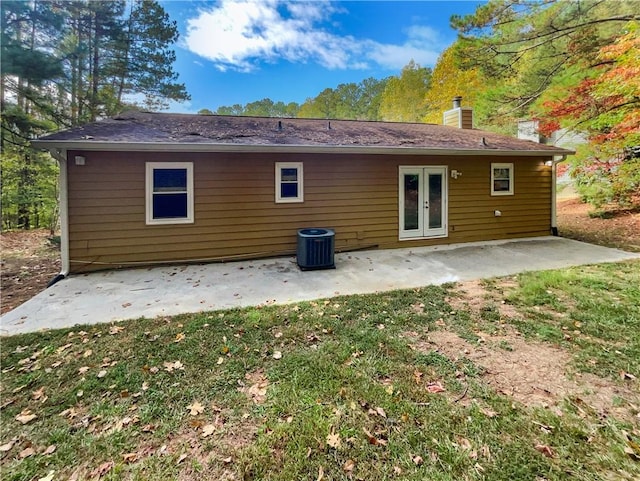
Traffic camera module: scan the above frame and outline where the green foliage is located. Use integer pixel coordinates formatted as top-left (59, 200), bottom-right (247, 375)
top-left (423, 44), bottom-right (483, 125)
top-left (1, 0), bottom-right (189, 230)
top-left (451, 0), bottom-right (640, 206)
top-left (379, 60), bottom-right (431, 122)
top-left (1, 147), bottom-right (59, 231)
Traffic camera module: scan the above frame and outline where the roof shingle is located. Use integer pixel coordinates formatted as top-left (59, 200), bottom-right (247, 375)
top-left (35, 111), bottom-right (572, 154)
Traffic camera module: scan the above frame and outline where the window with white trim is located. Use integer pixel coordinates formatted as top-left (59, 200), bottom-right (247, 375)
top-left (275, 162), bottom-right (303, 203)
top-left (491, 163), bottom-right (514, 196)
top-left (145, 162), bottom-right (194, 224)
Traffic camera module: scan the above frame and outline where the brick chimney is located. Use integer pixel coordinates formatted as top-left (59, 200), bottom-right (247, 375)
top-left (443, 96), bottom-right (473, 129)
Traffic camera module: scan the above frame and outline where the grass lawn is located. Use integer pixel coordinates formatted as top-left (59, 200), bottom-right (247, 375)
top-left (1, 260), bottom-right (639, 480)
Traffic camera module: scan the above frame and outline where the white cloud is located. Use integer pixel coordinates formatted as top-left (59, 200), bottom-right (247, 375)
top-left (184, 0), bottom-right (444, 72)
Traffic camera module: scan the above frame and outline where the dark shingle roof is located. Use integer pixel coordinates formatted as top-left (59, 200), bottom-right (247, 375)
top-left (35, 111), bottom-right (572, 155)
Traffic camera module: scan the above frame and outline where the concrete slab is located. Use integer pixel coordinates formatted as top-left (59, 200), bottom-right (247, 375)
top-left (2, 236), bottom-right (638, 336)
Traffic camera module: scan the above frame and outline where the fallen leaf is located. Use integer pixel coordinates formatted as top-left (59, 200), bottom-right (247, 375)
top-left (480, 407), bottom-right (498, 418)
top-left (413, 370), bottom-right (423, 384)
top-left (426, 382), bottom-right (446, 393)
top-left (78, 366), bottom-right (90, 374)
top-left (273, 351), bottom-right (283, 360)
top-left (375, 407), bottom-right (387, 418)
top-left (274, 332), bottom-right (283, 338)
top-left (174, 332), bottom-right (186, 343)
top-left (535, 444), bottom-right (555, 458)
top-left (19, 447), bottom-right (36, 458)
top-left (223, 456), bottom-right (233, 464)
top-left (142, 424), bottom-right (155, 433)
top-left (122, 452), bottom-right (138, 463)
top-left (201, 424), bottom-right (216, 437)
top-left (164, 361), bottom-right (184, 372)
top-left (97, 370), bottom-right (107, 378)
top-left (32, 387), bottom-right (46, 401)
top-left (317, 465), bottom-right (324, 481)
top-left (187, 401), bottom-right (205, 416)
top-left (43, 445), bottom-right (57, 455)
top-left (37, 471), bottom-right (55, 481)
top-left (109, 325), bottom-right (125, 334)
top-left (327, 430), bottom-right (341, 449)
top-left (15, 409), bottom-right (37, 424)
top-left (393, 466), bottom-right (402, 475)
top-left (0, 439), bottom-right (16, 452)
top-left (621, 371), bottom-right (637, 381)
top-left (216, 357), bottom-right (224, 365)
top-left (90, 461), bottom-right (114, 478)
top-left (56, 343), bottom-right (73, 354)
top-left (363, 428), bottom-right (387, 446)
top-left (59, 407), bottom-right (78, 419)
top-left (343, 459), bottom-right (355, 472)
top-left (12, 384), bottom-right (27, 394)
top-left (176, 453), bottom-right (188, 465)
top-left (456, 436), bottom-right (473, 451)
top-left (83, 349), bottom-right (92, 358)
top-left (412, 455), bottom-right (423, 465)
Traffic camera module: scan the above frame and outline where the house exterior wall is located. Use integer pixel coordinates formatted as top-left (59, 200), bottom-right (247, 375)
top-left (66, 150), bottom-right (552, 272)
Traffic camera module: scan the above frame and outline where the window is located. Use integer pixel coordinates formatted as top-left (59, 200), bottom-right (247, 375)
top-left (275, 162), bottom-right (303, 203)
top-left (491, 163), bottom-right (514, 196)
top-left (146, 162), bottom-right (194, 224)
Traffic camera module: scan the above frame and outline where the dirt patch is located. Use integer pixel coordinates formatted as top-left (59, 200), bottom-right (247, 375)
top-left (419, 279), bottom-right (640, 423)
top-left (1, 229), bottom-right (60, 314)
top-left (557, 198), bottom-right (640, 252)
top-left (447, 279), bottom-right (520, 320)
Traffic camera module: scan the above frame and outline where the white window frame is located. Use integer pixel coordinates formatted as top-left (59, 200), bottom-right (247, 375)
top-left (145, 162), bottom-right (194, 225)
top-left (491, 162), bottom-right (514, 196)
top-left (275, 162), bottom-right (304, 203)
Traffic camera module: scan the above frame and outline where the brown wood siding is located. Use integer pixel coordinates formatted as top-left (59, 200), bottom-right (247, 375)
top-left (66, 150), bottom-right (552, 272)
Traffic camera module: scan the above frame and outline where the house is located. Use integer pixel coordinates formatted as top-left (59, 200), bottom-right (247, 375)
top-left (33, 100), bottom-right (574, 276)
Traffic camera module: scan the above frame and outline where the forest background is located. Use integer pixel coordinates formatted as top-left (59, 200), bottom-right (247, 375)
top-left (1, 0), bottom-right (638, 232)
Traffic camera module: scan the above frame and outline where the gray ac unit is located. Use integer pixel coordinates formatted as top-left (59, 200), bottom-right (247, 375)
top-left (297, 228), bottom-right (335, 270)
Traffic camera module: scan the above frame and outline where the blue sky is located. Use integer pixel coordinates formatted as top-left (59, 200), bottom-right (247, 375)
top-left (160, 1), bottom-right (485, 113)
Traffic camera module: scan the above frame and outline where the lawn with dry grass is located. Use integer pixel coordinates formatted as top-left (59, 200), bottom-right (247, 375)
top-left (2, 260), bottom-right (639, 480)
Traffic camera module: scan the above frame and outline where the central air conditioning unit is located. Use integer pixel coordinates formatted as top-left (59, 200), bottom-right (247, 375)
top-left (297, 228), bottom-right (335, 270)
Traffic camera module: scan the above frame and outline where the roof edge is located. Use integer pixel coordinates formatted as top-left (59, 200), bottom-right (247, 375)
top-left (32, 140), bottom-right (575, 157)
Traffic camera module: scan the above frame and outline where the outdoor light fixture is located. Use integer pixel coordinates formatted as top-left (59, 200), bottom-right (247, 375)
top-left (451, 169), bottom-right (462, 179)
top-left (74, 155), bottom-right (86, 166)
top-left (545, 160), bottom-right (554, 167)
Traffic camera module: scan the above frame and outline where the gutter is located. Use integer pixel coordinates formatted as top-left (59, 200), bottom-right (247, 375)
top-left (550, 155), bottom-right (568, 236)
top-left (46, 148), bottom-right (70, 285)
top-left (32, 140), bottom-right (574, 157)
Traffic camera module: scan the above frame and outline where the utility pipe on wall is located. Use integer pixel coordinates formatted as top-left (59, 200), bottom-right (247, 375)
top-left (551, 154), bottom-right (567, 236)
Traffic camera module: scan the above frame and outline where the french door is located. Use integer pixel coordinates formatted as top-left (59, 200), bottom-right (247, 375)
top-left (399, 166), bottom-right (447, 239)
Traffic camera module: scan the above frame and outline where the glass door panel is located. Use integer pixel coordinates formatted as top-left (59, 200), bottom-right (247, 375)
top-left (403, 174), bottom-right (419, 231)
top-left (399, 167), bottom-right (447, 239)
top-left (428, 173), bottom-right (443, 230)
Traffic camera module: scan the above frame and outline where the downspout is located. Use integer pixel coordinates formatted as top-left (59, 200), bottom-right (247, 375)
top-left (550, 154), bottom-right (567, 236)
top-left (47, 148), bottom-right (69, 285)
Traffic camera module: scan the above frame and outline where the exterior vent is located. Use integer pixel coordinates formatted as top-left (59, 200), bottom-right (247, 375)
top-left (297, 228), bottom-right (335, 270)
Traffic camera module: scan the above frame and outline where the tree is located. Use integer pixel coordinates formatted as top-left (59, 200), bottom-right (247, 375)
top-left (451, 0), bottom-right (639, 131)
top-left (1, 1), bottom-right (63, 229)
top-left (116, 0), bottom-right (189, 111)
top-left (1, 0), bottom-right (189, 230)
top-left (537, 22), bottom-right (640, 207)
top-left (422, 44), bottom-right (483, 125)
top-left (379, 60), bottom-right (432, 122)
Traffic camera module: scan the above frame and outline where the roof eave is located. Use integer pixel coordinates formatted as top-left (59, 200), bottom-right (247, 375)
top-left (32, 140), bottom-right (575, 157)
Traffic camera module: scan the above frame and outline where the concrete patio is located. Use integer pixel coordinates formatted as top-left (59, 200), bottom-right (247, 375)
top-left (2, 236), bottom-right (638, 336)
